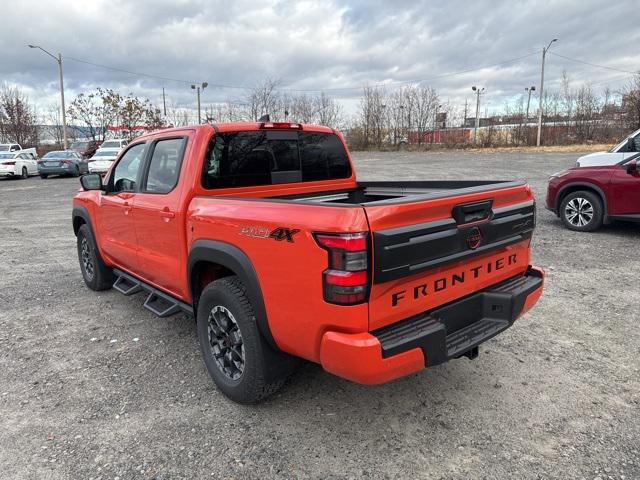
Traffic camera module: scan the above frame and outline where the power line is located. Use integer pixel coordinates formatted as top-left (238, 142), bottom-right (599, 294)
top-left (548, 51), bottom-right (639, 74)
top-left (64, 56), bottom-right (248, 90)
top-left (288, 51), bottom-right (541, 92)
top-left (64, 51), bottom-right (541, 95)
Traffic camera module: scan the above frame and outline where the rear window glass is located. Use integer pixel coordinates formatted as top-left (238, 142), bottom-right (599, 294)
top-left (94, 150), bottom-right (116, 157)
top-left (43, 151), bottom-right (66, 158)
top-left (144, 138), bottom-right (185, 193)
top-left (202, 131), bottom-right (351, 189)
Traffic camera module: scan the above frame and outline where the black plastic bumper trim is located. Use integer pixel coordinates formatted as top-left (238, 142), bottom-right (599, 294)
top-left (371, 268), bottom-right (543, 366)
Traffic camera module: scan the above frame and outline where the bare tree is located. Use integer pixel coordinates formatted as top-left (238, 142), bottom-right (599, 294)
top-left (67, 88), bottom-right (121, 141)
top-left (43, 104), bottom-right (76, 148)
top-left (119, 94), bottom-right (153, 140)
top-left (621, 74), bottom-right (640, 131)
top-left (314, 92), bottom-right (343, 129)
top-left (0, 83), bottom-right (38, 146)
top-left (244, 78), bottom-right (282, 120)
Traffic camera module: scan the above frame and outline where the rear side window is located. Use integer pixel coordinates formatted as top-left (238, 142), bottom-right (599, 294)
top-left (202, 131), bottom-right (351, 189)
top-left (144, 138), bottom-right (186, 193)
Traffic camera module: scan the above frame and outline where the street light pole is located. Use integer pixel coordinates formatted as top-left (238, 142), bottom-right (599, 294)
top-left (471, 86), bottom-right (484, 145)
top-left (28, 45), bottom-right (68, 149)
top-left (525, 86), bottom-right (535, 122)
top-left (536, 38), bottom-right (557, 147)
top-left (191, 82), bottom-right (208, 124)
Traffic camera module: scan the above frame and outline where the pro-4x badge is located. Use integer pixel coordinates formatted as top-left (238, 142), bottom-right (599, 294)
top-left (240, 225), bottom-right (300, 243)
top-left (269, 227), bottom-right (300, 243)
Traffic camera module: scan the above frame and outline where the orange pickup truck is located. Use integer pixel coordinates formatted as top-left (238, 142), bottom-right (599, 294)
top-left (72, 121), bottom-right (543, 403)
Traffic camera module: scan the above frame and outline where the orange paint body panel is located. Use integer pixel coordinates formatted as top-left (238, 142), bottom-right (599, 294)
top-left (73, 123), bottom-right (544, 386)
top-left (319, 332), bottom-right (424, 385)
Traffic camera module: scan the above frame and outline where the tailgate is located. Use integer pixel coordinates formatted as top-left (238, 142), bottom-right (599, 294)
top-left (364, 182), bottom-right (536, 330)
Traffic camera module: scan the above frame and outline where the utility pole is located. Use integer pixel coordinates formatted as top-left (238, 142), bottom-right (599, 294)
top-left (471, 86), bottom-right (484, 145)
top-left (28, 45), bottom-right (67, 149)
top-left (536, 38), bottom-right (557, 147)
top-left (162, 87), bottom-right (167, 116)
top-left (191, 82), bottom-right (208, 124)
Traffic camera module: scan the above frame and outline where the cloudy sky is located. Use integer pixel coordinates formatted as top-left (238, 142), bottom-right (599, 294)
top-left (2, 0), bottom-right (639, 120)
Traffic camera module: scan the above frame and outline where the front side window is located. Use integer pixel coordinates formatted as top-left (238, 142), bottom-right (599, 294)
top-left (202, 131), bottom-right (351, 189)
top-left (144, 138), bottom-right (185, 193)
top-left (111, 143), bottom-right (145, 193)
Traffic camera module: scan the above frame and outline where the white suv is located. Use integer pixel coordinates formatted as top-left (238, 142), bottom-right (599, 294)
top-left (576, 128), bottom-right (640, 167)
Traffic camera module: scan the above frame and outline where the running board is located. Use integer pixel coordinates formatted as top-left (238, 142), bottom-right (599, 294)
top-left (112, 269), bottom-right (193, 318)
top-left (113, 275), bottom-right (142, 295)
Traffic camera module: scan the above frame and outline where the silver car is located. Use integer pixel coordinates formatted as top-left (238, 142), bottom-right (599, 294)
top-left (38, 150), bottom-right (88, 178)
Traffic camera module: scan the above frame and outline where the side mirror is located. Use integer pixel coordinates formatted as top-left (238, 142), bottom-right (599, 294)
top-left (80, 173), bottom-right (103, 191)
top-left (627, 137), bottom-right (636, 152)
top-left (626, 160), bottom-right (638, 175)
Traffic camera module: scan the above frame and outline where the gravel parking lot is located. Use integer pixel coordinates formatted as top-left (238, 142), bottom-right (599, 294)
top-left (1, 151), bottom-right (638, 480)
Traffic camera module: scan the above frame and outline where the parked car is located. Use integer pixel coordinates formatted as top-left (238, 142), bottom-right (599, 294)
top-left (38, 150), bottom-right (88, 178)
top-left (97, 138), bottom-right (128, 151)
top-left (70, 140), bottom-right (100, 159)
top-left (0, 143), bottom-right (38, 157)
top-left (547, 153), bottom-right (640, 231)
top-left (73, 122), bottom-right (544, 404)
top-left (576, 128), bottom-right (640, 167)
top-left (0, 151), bottom-right (39, 179)
top-left (88, 148), bottom-right (119, 174)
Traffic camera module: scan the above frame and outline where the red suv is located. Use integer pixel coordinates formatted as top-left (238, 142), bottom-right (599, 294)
top-left (546, 153), bottom-right (640, 231)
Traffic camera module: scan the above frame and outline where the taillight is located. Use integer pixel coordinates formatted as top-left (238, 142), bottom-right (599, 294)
top-left (2, 161), bottom-right (16, 165)
top-left (315, 232), bottom-right (369, 305)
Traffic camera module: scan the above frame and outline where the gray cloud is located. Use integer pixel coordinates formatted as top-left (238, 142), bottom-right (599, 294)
top-left (1, 0), bottom-right (638, 119)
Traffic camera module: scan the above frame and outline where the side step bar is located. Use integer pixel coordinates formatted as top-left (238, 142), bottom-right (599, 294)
top-left (112, 269), bottom-right (193, 318)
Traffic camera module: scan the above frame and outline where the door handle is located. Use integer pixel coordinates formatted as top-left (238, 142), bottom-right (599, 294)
top-left (160, 209), bottom-right (175, 219)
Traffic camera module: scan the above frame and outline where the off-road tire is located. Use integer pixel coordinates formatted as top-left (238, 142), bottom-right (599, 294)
top-left (559, 190), bottom-right (604, 232)
top-left (77, 224), bottom-right (113, 290)
top-left (197, 276), bottom-right (296, 404)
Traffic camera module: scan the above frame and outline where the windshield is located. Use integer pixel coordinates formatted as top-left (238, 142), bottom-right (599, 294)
top-left (101, 141), bottom-right (121, 148)
top-left (609, 138), bottom-right (628, 153)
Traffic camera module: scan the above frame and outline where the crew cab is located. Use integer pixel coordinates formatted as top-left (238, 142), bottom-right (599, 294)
top-left (547, 153), bottom-right (640, 231)
top-left (72, 122), bottom-right (544, 403)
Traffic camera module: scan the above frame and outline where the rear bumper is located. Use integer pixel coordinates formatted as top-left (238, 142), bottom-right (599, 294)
top-left (88, 165), bottom-right (110, 173)
top-left (319, 266), bottom-right (544, 385)
top-left (38, 165), bottom-right (75, 175)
